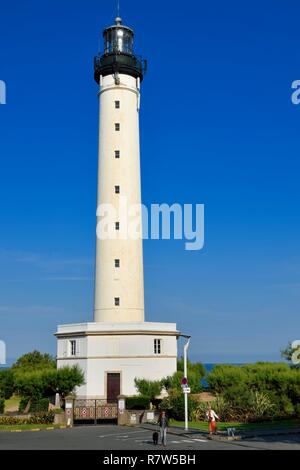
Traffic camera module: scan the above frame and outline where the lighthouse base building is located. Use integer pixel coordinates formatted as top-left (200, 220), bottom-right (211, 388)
top-left (56, 322), bottom-right (178, 399)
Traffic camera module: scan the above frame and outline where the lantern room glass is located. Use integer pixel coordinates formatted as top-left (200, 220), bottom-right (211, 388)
top-left (104, 27), bottom-right (134, 55)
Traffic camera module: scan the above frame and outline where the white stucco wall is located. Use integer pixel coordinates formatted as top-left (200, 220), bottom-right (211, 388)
top-left (56, 322), bottom-right (178, 398)
top-left (94, 74), bottom-right (144, 323)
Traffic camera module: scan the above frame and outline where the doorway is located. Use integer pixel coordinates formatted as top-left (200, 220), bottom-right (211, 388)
top-left (107, 372), bottom-right (120, 403)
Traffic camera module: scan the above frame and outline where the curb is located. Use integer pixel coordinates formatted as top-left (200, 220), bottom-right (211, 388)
top-left (1, 425), bottom-right (68, 433)
top-left (140, 423), bottom-right (300, 442)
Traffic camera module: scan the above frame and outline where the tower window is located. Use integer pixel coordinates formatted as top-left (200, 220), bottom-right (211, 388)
top-left (114, 297), bottom-right (120, 306)
top-left (115, 185), bottom-right (120, 194)
top-left (115, 222), bottom-right (120, 230)
top-left (115, 100), bottom-right (120, 109)
top-left (115, 123), bottom-right (120, 131)
top-left (115, 259), bottom-right (120, 268)
top-left (115, 150), bottom-right (120, 158)
top-left (154, 339), bottom-right (162, 355)
top-left (70, 340), bottom-right (77, 356)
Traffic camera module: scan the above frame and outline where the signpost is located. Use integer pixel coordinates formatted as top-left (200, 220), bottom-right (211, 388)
top-left (183, 337), bottom-right (191, 431)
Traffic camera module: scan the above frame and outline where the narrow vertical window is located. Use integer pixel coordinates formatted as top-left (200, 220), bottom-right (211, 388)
top-left (115, 222), bottom-right (120, 230)
top-left (115, 150), bottom-right (120, 158)
top-left (115, 259), bottom-right (120, 268)
top-left (70, 340), bottom-right (76, 356)
top-left (154, 339), bottom-right (162, 355)
top-left (114, 297), bottom-right (120, 306)
top-left (115, 123), bottom-right (120, 131)
top-left (115, 185), bottom-right (120, 194)
top-left (115, 100), bottom-right (120, 109)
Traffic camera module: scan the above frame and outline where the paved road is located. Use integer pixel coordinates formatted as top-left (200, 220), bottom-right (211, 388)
top-left (0, 425), bottom-right (300, 450)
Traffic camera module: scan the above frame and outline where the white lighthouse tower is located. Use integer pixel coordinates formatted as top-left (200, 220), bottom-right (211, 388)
top-left (55, 16), bottom-right (179, 401)
top-left (93, 17), bottom-right (145, 324)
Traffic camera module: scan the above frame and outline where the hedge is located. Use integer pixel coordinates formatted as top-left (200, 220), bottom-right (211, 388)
top-left (207, 363), bottom-right (300, 420)
top-left (126, 396), bottom-right (151, 410)
top-left (0, 397), bottom-right (4, 414)
top-left (0, 411), bottom-right (55, 425)
top-left (159, 390), bottom-right (198, 420)
top-left (30, 398), bottom-right (50, 413)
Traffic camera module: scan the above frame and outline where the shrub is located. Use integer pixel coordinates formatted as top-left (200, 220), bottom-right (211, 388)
top-left (190, 400), bottom-right (207, 421)
top-left (162, 371), bottom-right (203, 394)
top-left (14, 365), bottom-right (84, 400)
top-left (30, 398), bottom-right (50, 413)
top-left (191, 396), bottom-right (235, 422)
top-left (207, 362), bottom-right (300, 420)
top-left (0, 411), bottom-right (55, 425)
top-left (161, 359), bottom-right (205, 394)
top-left (249, 391), bottom-right (275, 421)
top-left (0, 397), bottom-right (5, 414)
top-left (126, 396), bottom-right (151, 410)
top-left (56, 366), bottom-right (85, 397)
top-left (158, 389), bottom-right (198, 420)
top-left (0, 369), bottom-right (15, 399)
top-left (12, 351), bottom-right (56, 372)
top-left (134, 379), bottom-right (162, 402)
top-left (294, 403), bottom-right (300, 418)
top-left (19, 396), bottom-right (31, 413)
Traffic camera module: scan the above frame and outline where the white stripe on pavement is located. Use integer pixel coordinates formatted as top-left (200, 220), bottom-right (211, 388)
top-left (98, 430), bottom-right (149, 438)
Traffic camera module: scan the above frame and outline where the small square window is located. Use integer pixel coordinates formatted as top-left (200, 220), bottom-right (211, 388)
top-left (154, 339), bottom-right (162, 355)
top-left (114, 297), bottom-right (120, 306)
top-left (70, 340), bottom-right (76, 356)
top-left (115, 222), bottom-right (120, 230)
top-left (115, 123), bottom-right (120, 131)
top-left (115, 259), bottom-right (120, 268)
top-left (115, 101), bottom-right (120, 109)
top-left (115, 185), bottom-right (120, 194)
top-left (115, 150), bottom-right (120, 158)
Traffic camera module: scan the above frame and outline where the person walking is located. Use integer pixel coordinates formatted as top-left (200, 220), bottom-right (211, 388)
top-left (158, 411), bottom-right (169, 446)
top-left (206, 404), bottom-right (219, 435)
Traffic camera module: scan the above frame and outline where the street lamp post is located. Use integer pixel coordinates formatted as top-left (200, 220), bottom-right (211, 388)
top-left (182, 335), bottom-right (191, 431)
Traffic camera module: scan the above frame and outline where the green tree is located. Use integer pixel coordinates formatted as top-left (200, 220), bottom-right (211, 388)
top-left (14, 366), bottom-right (84, 400)
top-left (134, 378), bottom-right (163, 402)
top-left (12, 351), bottom-right (56, 372)
top-left (0, 369), bottom-right (15, 399)
top-left (207, 362), bottom-right (300, 420)
top-left (161, 358), bottom-right (205, 394)
top-left (56, 366), bottom-right (85, 397)
top-left (177, 357), bottom-right (205, 378)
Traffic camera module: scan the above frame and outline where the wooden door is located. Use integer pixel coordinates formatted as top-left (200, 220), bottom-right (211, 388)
top-left (107, 373), bottom-right (120, 403)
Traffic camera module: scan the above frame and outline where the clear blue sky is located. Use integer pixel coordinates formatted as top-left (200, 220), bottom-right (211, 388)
top-left (1, 0), bottom-right (300, 364)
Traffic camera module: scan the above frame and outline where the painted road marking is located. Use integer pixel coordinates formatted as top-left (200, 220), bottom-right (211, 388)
top-left (98, 430), bottom-right (149, 439)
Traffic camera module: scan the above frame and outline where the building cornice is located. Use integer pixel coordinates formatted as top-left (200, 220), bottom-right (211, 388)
top-left (55, 329), bottom-right (180, 338)
top-left (57, 355), bottom-right (178, 360)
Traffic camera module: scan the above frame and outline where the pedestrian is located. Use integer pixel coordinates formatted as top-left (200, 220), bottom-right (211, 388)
top-left (158, 410), bottom-right (169, 446)
top-left (206, 404), bottom-right (219, 435)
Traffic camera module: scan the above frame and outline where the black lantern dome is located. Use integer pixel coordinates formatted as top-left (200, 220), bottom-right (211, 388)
top-left (94, 17), bottom-right (147, 84)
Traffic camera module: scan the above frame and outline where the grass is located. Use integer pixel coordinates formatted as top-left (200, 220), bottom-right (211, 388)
top-left (4, 396), bottom-right (21, 412)
top-left (170, 419), bottom-right (300, 432)
top-left (0, 424), bottom-right (62, 432)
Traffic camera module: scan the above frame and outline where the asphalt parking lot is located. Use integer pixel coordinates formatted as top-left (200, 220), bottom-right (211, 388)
top-left (0, 425), bottom-right (300, 450)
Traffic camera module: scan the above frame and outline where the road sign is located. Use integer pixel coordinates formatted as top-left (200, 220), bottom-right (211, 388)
top-left (181, 377), bottom-right (188, 385)
top-left (182, 387), bottom-right (191, 394)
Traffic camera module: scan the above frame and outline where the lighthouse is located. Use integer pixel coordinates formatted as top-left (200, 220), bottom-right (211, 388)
top-left (55, 16), bottom-right (179, 402)
top-left (93, 16), bottom-right (145, 324)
